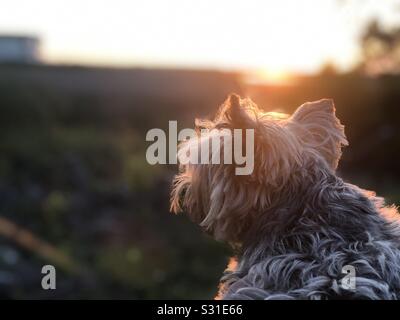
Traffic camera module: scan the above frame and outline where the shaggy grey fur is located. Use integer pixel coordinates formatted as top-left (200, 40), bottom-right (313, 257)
top-left (171, 94), bottom-right (400, 300)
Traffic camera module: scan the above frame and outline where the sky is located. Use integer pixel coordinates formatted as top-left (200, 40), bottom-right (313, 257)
top-left (1, 0), bottom-right (400, 76)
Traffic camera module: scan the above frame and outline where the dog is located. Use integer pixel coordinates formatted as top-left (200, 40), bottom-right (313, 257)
top-left (170, 94), bottom-right (400, 299)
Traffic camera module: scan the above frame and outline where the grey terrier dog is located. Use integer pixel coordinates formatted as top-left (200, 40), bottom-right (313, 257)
top-left (171, 94), bottom-right (400, 300)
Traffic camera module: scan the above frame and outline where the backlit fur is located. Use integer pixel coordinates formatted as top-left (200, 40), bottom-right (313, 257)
top-left (171, 94), bottom-right (400, 299)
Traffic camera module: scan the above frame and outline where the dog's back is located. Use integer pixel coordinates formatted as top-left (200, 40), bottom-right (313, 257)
top-left (219, 181), bottom-right (400, 299)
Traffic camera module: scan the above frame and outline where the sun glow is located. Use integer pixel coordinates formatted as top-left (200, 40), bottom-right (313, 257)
top-left (242, 67), bottom-right (295, 86)
top-left (251, 69), bottom-right (294, 85)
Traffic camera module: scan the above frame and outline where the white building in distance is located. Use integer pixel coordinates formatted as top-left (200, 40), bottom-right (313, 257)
top-left (0, 35), bottom-right (41, 64)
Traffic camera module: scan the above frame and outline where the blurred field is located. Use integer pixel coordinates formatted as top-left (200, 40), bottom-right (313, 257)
top-left (0, 64), bottom-right (399, 299)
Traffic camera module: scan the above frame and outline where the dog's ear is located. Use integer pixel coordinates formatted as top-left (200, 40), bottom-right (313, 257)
top-left (214, 93), bottom-right (258, 129)
top-left (288, 99), bottom-right (348, 170)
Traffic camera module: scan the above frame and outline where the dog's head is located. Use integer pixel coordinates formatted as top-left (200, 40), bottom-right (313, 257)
top-left (170, 94), bottom-right (348, 244)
